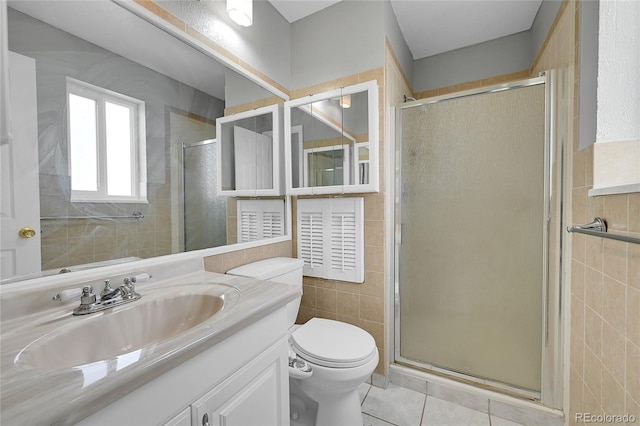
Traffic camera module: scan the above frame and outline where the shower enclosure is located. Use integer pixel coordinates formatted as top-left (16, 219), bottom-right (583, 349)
top-left (182, 139), bottom-right (227, 251)
top-left (394, 73), bottom-right (566, 407)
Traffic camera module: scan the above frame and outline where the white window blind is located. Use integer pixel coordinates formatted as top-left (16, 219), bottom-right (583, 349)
top-left (297, 197), bottom-right (364, 283)
top-left (237, 199), bottom-right (284, 243)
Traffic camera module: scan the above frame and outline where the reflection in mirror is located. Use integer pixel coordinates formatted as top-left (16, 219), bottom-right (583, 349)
top-left (182, 139), bottom-right (226, 251)
top-left (285, 81), bottom-right (378, 195)
top-left (3, 1), bottom-right (285, 282)
top-left (217, 106), bottom-right (281, 195)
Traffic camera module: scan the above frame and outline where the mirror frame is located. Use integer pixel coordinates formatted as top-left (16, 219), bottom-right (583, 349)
top-left (284, 80), bottom-right (379, 195)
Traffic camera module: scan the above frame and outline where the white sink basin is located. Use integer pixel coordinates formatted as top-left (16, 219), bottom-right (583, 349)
top-left (15, 285), bottom-right (238, 370)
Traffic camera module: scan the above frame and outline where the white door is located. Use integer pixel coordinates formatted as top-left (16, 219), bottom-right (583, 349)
top-left (234, 126), bottom-right (272, 190)
top-left (0, 52), bottom-right (41, 280)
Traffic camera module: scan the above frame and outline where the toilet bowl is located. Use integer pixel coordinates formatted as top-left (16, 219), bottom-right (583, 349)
top-left (227, 258), bottom-right (378, 426)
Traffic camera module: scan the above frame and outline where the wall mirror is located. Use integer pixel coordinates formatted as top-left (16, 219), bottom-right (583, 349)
top-left (217, 104), bottom-right (284, 196)
top-left (2, 0), bottom-right (287, 283)
top-left (284, 80), bottom-right (379, 195)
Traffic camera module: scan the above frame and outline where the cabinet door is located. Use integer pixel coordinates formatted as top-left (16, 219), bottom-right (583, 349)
top-left (217, 104), bottom-right (283, 196)
top-left (191, 341), bottom-right (289, 426)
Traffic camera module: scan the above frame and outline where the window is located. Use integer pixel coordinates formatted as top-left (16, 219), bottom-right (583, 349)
top-left (67, 78), bottom-right (147, 202)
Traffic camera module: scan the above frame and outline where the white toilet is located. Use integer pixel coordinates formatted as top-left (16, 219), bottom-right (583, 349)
top-left (227, 257), bottom-right (378, 426)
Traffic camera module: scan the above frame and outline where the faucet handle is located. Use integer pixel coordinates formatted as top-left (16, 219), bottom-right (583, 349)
top-left (121, 277), bottom-right (141, 301)
top-left (100, 279), bottom-right (113, 298)
top-left (121, 279), bottom-right (135, 297)
top-left (80, 285), bottom-right (96, 305)
top-left (131, 273), bottom-right (151, 283)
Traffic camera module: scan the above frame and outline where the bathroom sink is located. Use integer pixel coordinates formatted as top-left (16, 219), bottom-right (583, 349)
top-left (15, 286), bottom-right (236, 370)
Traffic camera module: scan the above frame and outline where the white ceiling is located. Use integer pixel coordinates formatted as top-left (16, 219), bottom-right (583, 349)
top-left (269, 0), bottom-right (543, 60)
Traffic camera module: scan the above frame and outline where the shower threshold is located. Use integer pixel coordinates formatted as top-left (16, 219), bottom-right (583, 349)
top-left (394, 358), bottom-right (541, 402)
top-left (389, 364), bottom-right (564, 426)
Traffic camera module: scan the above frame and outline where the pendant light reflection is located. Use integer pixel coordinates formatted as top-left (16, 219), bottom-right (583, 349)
top-left (339, 94), bottom-right (351, 109)
top-left (227, 0), bottom-right (253, 27)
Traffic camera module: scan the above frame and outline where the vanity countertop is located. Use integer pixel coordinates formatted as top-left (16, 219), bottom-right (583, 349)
top-left (0, 271), bottom-right (299, 425)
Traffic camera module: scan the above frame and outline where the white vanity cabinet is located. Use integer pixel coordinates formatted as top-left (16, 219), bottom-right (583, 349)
top-left (165, 407), bottom-right (192, 426)
top-left (78, 308), bottom-right (290, 426)
top-left (189, 341), bottom-right (286, 426)
top-left (217, 104), bottom-right (284, 196)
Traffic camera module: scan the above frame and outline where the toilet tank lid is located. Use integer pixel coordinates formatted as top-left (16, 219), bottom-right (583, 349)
top-left (226, 257), bottom-right (304, 280)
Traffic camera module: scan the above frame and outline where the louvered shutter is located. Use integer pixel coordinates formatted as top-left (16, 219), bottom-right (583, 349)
top-left (297, 199), bottom-right (325, 277)
top-left (239, 210), bottom-right (259, 242)
top-left (263, 211), bottom-right (283, 238)
top-left (237, 199), bottom-right (284, 242)
top-left (297, 197), bottom-right (364, 283)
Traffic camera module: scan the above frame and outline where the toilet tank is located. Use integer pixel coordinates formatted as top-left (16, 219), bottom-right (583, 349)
top-left (226, 257), bottom-right (304, 326)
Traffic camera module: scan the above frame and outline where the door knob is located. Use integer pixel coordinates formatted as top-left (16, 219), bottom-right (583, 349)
top-left (18, 227), bottom-right (36, 239)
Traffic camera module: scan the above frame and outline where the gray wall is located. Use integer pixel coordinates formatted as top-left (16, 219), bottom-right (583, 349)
top-left (156, 1), bottom-right (559, 100)
top-left (225, 68), bottom-right (279, 108)
top-left (384, 0), bottom-right (413, 84)
top-left (291, 1), bottom-right (385, 90)
top-left (158, 0), bottom-right (291, 91)
top-left (412, 0), bottom-right (562, 93)
top-left (412, 31), bottom-right (533, 93)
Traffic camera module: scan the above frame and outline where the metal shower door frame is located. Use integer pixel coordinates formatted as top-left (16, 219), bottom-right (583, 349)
top-left (392, 72), bottom-right (565, 408)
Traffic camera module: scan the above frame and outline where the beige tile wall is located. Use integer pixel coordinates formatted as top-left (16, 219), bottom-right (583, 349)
top-left (570, 157), bottom-right (640, 420)
top-left (203, 240), bottom-right (293, 273)
top-left (291, 67), bottom-right (388, 375)
top-left (531, 1), bottom-right (640, 423)
top-left (40, 178), bottom-right (173, 270)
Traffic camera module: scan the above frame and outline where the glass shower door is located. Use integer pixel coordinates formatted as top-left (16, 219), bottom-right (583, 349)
top-left (396, 83), bottom-right (546, 392)
top-left (183, 140), bottom-right (227, 251)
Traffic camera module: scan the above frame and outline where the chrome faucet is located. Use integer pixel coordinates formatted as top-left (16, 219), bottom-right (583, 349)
top-left (99, 279), bottom-right (120, 301)
top-left (53, 276), bottom-right (144, 316)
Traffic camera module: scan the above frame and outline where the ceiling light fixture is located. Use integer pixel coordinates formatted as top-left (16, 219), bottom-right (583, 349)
top-left (227, 0), bottom-right (253, 27)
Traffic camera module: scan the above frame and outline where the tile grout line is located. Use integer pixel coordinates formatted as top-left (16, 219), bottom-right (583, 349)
top-left (489, 399), bottom-right (498, 426)
top-left (422, 379), bottom-right (429, 425)
top-left (419, 393), bottom-right (428, 426)
top-left (364, 412), bottom-right (401, 426)
top-left (488, 398), bottom-right (493, 425)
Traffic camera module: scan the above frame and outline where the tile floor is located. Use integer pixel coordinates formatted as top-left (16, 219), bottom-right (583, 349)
top-left (359, 383), bottom-right (524, 426)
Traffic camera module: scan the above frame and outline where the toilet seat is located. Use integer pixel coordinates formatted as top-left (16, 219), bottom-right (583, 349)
top-left (290, 318), bottom-right (377, 369)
